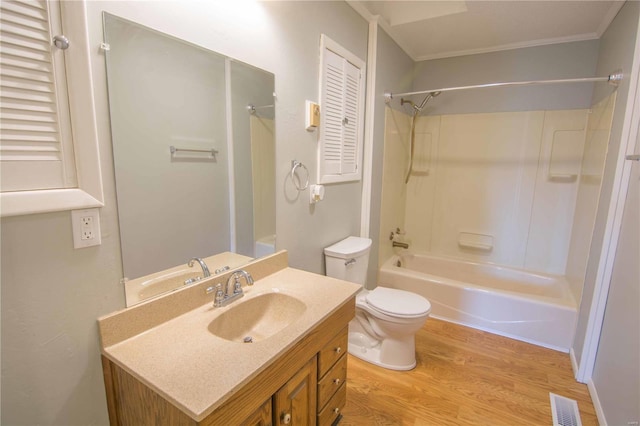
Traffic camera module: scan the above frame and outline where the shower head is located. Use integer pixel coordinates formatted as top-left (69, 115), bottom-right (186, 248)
top-left (401, 91), bottom-right (441, 115)
top-left (415, 91), bottom-right (441, 112)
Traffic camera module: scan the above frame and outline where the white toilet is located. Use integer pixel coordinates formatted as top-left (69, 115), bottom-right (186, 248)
top-left (324, 236), bottom-right (431, 370)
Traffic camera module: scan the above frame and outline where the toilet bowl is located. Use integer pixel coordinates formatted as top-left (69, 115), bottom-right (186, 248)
top-left (324, 236), bottom-right (431, 370)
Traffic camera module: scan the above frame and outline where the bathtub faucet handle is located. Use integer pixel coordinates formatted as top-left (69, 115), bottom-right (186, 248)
top-left (390, 228), bottom-right (406, 240)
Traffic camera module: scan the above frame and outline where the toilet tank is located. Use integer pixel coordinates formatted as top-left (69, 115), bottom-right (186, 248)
top-left (324, 236), bottom-right (372, 286)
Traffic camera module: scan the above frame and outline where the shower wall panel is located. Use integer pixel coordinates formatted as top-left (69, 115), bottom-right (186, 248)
top-left (379, 107), bottom-right (411, 267)
top-left (400, 109), bottom-right (589, 275)
top-left (525, 110), bottom-right (589, 274)
top-left (431, 111), bottom-right (543, 268)
top-left (404, 115), bottom-right (441, 253)
top-left (250, 116), bottom-right (276, 246)
top-left (565, 93), bottom-right (616, 301)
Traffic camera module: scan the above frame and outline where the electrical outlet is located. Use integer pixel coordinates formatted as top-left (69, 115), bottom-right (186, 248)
top-left (71, 208), bottom-right (101, 249)
top-left (81, 216), bottom-right (94, 240)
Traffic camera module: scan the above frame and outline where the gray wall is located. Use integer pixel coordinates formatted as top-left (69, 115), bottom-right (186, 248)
top-left (1, 168), bottom-right (124, 422)
top-left (413, 40), bottom-right (600, 115)
top-left (573, 0), bottom-right (639, 364)
top-left (0, 1), bottom-right (367, 424)
top-left (265, 2), bottom-right (367, 274)
top-left (592, 138), bottom-right (639, 425)
top-left (572, 2), bottom-right (640, 424)
top-left (366, 25), bottom-right (414, 287)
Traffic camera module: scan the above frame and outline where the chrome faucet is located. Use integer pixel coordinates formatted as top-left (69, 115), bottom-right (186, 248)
top-left (225, 269), bottom-right (254, 296)
top-left (184, 257), bottom-right (211, 285)
top-left (390, 228), bottom-right (409, 249)
top-left (392, 241), bottom-right (409, 249)
top-left (188, 257), bottom-right (211, 277)
top-left (209, 269), bottom-right (254, 307)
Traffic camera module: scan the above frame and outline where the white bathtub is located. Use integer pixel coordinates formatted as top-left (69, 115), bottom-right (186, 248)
top-left (378, 252), bottom-right (577, 352)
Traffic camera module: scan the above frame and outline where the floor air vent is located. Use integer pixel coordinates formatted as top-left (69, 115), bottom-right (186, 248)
top-left (550, 393), bottom-right (583, 426)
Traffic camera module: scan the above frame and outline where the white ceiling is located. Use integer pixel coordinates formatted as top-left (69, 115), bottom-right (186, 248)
top-left (348, 1), bottom-right (625, 61)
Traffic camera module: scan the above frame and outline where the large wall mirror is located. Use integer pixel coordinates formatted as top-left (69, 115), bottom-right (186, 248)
top-left (103, 14), bottom-right (275, 306)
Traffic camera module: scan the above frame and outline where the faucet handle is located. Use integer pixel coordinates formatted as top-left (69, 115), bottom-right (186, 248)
top-left (214, 283), bottom-right (225, 307)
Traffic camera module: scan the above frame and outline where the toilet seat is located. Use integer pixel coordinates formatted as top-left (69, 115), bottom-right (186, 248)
top-left (365, 287), bottom-right (431, 318)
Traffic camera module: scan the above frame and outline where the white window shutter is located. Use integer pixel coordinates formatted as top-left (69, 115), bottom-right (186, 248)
top-left (318, 35), bottom-right (365, 184)
top-left (341, 61), bottom-right (359, 174)
top-left (0, 0), bottom-right (76, 192)
top-left (320, 48), bottom-right (344, 176)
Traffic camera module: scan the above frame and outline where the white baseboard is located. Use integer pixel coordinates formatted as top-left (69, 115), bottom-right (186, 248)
top-left (587, 379), bottom-right (607, 426)
top-left (569, 348), bottom-right (580, 381)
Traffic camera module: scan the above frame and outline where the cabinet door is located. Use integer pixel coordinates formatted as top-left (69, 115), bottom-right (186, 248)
top-left (241, 398), bottom-right (273, 426)
top-left (274, 356), bottom-right (317, 425)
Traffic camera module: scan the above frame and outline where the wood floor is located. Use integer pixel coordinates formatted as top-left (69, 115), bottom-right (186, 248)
top-left (341, 318), bottom-right (597, 425)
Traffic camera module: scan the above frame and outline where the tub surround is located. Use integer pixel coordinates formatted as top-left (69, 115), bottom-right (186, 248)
top-left (98, 250), bottom-right (360, 423)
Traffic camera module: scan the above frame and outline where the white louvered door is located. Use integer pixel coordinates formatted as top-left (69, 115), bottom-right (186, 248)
top-left (341, 60), bottom-right (359, 175)
top-left (318, 35), bottom-right (365, 184)
top-left (0, 0), bottom-right (76, 192)
top-left (320, 48), bottom-right (344, 177)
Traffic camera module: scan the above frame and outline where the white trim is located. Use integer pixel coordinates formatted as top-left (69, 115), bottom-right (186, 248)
top-left (360, 18), bottom-right (378, 238)
top-left (0, 189), bottom-right (102, 216)
top-left (596, 2), bottom-right (625, 38)
top-left (345, 1), bottom-right (417, 61)
top-left (317, 34), bottom-right (366, 185)
top-left (587, 379), bottom-right (608, 426)
top-left (1, 0), bottom-right (104, 217)
top-left (225, 58), bottom-right (236, 253)
top-left (345, 0), bottom-right (374, 21)
top-left (577, 18), bottom-right (640, 383)
top-left (413, 33), bottom-right (600, 62)
top-left (320, 34), bottom-right (366, 77)
top-left (569, 348), bottom-right (579, 378)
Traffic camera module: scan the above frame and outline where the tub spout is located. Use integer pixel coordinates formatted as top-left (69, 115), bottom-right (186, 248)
top-left (392, 241), bottom-right (409, 249)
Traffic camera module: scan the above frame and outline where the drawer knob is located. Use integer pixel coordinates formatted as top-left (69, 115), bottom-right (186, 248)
top-left (334, 378), bottom-right (341, 385)
top-left (333, 407), bottom-right (340, 414)
top-left (281, 413), bottom-right (291, 424)
top-left (335, 346), bottom-right (342, 354)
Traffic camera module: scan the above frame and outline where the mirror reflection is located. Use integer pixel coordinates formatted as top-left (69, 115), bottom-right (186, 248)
top-left (103, 14), bottom-right (275, 306)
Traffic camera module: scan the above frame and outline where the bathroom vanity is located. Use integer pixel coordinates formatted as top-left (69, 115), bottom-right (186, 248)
top-left (98, 251), bottom-right (359, 425)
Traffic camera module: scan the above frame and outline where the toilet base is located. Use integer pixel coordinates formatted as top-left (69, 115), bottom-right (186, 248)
top-left (347, 329), bottom-right (417, 371)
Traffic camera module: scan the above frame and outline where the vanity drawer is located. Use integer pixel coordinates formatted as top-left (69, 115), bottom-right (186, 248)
top-left (318, 327), bottom-right (348, 377)
top-left (317, 381), bottom-right (346, 426)
top-left (317, 353), bottom-right (347, 410)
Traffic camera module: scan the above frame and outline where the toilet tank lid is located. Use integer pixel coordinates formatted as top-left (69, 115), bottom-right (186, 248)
top-left (324, 236), bottom-right (372, 258)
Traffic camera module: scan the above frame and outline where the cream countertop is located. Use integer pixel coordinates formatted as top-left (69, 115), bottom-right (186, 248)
top-left (99, 255), bottom-right (360, 422)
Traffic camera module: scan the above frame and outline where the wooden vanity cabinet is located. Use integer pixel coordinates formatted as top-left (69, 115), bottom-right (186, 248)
top-left (316, 327), bottom-right (348, 425)
top-left (101, 298), bottom-right (354, 426)
top-left (273, 357), bottom-right (317, 425)
top-left (241, 399), bottom-right (272, 426)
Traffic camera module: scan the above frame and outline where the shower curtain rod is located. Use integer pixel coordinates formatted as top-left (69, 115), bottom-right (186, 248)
top-left (384, 71), bottom-right (623, 102)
